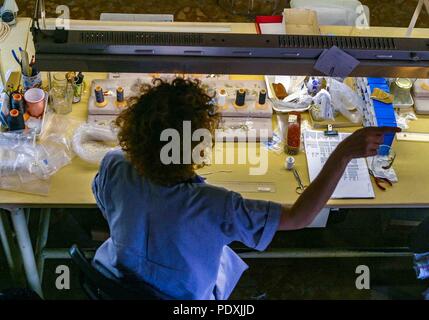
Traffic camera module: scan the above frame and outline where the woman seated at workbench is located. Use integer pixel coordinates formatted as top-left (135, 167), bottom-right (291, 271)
top-left (92, 78), bottom-right (399, 300)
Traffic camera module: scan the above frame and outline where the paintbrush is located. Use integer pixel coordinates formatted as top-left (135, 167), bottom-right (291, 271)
top-left (20, 49), bottom-right (31, 77)
top-left (0, 49), bottom-right (6, 89)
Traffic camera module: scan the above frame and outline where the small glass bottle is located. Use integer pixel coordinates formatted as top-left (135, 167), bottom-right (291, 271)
top-left (285, 112), bottom-right (301, 155)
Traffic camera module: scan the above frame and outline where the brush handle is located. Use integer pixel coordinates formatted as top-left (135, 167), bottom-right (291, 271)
top-left (21, 50), bottom-right (31, 77)
top-left (0, 51), bottom-right (6, 87)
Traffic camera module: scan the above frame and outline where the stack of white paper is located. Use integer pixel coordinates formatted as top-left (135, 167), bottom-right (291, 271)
top-left (303, 130), bottom-right (375, 199)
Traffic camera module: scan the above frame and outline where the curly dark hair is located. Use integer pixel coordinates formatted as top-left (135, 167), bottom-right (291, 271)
top-left (116, 78), bottom-right (220, 186)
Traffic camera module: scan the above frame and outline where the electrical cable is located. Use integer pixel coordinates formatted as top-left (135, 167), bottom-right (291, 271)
top-left (0, 22), bottom-right (11, 42)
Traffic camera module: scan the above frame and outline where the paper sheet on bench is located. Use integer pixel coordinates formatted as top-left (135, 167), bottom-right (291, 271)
top-left (303, 130), bottom-right (375, 199)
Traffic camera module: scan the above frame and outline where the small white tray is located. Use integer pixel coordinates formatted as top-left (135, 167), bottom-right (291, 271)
top-left (88, 78), bottom-right (143, 116)
top-left (264, 75), bottom-right (312, 113)
top-left (203, 79), bottom-right (273, 119)
top-left (88, 78), bottom-right (273, 118)
top-left (414, 96), bottom-right (429, 115)
top-left (413, 79), bottom-right (429, 98)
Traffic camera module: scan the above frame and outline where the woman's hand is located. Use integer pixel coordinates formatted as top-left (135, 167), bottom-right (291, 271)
top-left (279, 126), bottom-right (401, 230)
top-left (335, 126), bottom-right (401, 161)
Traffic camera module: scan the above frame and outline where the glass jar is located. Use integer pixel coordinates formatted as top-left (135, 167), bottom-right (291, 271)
top-left (390, 78), bottom-right (413, 105)
top-left (49, 73), bottom-right (74, 114)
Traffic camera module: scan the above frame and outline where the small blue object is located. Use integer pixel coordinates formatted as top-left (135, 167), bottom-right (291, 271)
top-left (307, 77), bottom-right (322, 95)
top-left (378, 145), bottom-right (391, 156)
top-left (367, 77), bottom-right (387, 85)
top-left (11, 49), bottom-right (21, 65)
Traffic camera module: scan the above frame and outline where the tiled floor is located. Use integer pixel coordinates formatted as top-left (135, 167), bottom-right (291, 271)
top-left (1, 208), bottom-right (428, 299)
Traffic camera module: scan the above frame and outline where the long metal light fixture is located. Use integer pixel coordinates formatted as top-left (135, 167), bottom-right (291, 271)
top-left (32, 27), bottom-right (429, 78)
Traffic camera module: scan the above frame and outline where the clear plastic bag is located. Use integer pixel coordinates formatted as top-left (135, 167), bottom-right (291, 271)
top-left (0, 136), bottom-right (51, 195)
top-left (395, 111), bottom-right (418, 130)
top-left (329, 78), bottom-right (364, 124)
top-left (72, 123), bottom-right (119, 164)
top-left (0, 113), bottom-right (80, 196)
top-left (0, 129), bottom-right (36, 155)
top-left (311, 89), bottom-right (335, 121)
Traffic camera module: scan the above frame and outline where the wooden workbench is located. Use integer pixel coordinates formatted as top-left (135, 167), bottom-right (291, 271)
top-left (1, 18), bottom-right (429, 209)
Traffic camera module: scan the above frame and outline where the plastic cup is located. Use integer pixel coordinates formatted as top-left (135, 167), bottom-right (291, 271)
top-left (24, 88), bottom-right (45, 117)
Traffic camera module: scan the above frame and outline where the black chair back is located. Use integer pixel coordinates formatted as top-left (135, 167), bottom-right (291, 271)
top-left (69, 244), bottom-right (171, 300)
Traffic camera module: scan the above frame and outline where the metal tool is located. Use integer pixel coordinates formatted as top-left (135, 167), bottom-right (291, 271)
top-left (369, 169), bottom-right (393, 191)
top-left (382, 152), bottom-right (396, 170)
top-left (292, 168), bottom-right (308, 194)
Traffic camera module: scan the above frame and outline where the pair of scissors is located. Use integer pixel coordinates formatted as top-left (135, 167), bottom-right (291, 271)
top-left (369, 170), bottom-right (393, 191)
top-left (292, 168), bottom-right (308, 194)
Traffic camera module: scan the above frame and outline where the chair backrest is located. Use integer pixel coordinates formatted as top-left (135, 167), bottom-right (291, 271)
top-left (69, 244), bottom-right (170, 300)
top-left (410, 217), bottom-right (429, 254)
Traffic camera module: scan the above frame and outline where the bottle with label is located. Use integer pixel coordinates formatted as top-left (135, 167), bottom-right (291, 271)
top-left (285, 112), bottom-right (301, 155)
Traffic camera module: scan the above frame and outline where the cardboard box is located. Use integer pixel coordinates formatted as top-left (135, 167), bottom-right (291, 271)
top-left (282, 8), bottom-right (320, 35)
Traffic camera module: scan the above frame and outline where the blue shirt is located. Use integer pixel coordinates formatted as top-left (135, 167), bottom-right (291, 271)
top-left (92, 150), bottom-right (281, 300)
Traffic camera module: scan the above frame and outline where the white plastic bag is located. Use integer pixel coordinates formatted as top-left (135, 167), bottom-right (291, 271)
top-left (313, 89), bottom-right (334, 120)
top-left (0, 114), bottom-right (79, 195)
top-left (329, 78), bottom-right (364, 124)
top-left (72, 123), bottom-right (119, 164)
